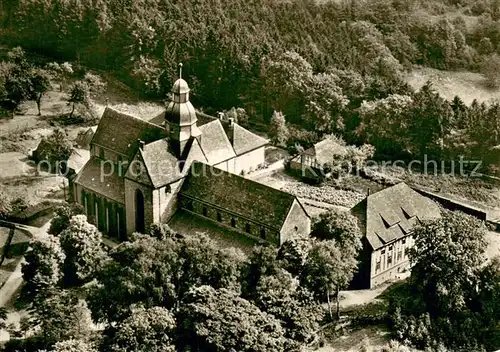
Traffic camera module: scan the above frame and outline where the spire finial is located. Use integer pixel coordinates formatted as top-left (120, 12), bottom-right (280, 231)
top-left (178, 63), bottom-right (183, 79)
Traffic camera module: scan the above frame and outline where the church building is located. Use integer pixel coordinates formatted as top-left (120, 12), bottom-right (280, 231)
top-left (71, 68), bottom-right (311, 244)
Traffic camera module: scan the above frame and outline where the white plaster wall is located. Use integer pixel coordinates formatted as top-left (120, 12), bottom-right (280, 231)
top-left (234, 147), bottom-right (265, 175)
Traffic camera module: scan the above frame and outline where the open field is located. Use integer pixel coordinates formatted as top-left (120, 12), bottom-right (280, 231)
top-left (406, 67), bottom-right (500, 105)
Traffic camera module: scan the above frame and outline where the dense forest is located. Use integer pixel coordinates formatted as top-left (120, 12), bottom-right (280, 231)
top-left (1, 0), bottom-right (500, 165)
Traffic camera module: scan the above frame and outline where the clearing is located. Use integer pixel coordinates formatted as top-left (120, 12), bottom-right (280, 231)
top-left (406, 66), bottom-right (500, 105)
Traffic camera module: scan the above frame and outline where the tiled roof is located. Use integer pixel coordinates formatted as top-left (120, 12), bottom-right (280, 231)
top-left (149, 110), bottom-right (268, 157)
top-left (74, 156), bottom-right (125, 203)
top-left (351, 182), bottom-right (440, 250)
top-left (198, 120), bottom-right (236, 164)
top-left (183, 138), bottom-right (208, 172)
top-left (304, 136), bottom-right (348, 165)
top-left (67, 148), bottom-right (90, 174)
top-left (148, 112), bottom-right (165, 127)
top-left (230, 123), bottom-right (268, 155)
top-left (140, 139), bottom-right (182, 188)
top-left (92, 107), bottom-right (168, 160)
top-left (180, 162), bottom-right (297, 230)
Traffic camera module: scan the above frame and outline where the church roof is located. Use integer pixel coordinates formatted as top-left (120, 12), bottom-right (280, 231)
top-left (351, 182), bottom-right (440, 250)
top-left (183, 138), bottom-right (208, 171)
top-left (74, 156), bottom-right (125, 203)
top-left (91, 107), bottom-right (168, 160)
top-left (198, 120), bottom-right (236, 164)
top-left (148, 111), bottom-right (268, 157)
top-left (172, 78), bottom-right (190, 94)
top-left (179, 162), bottom-right (297, 230)
top-left (231, 123), bottom-right (268, 155)
top-left (140, 139), bottom-right (183, 188)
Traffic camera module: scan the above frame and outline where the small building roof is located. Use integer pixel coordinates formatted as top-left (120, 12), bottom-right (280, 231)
top-left (74, 156), bottom-right (125, 203)
top-left (179, 162), bottom-right (299, 230)
top-left (351, 182), bottom-right (440, 250)
top-left (67, 148), bottom-right (90, 174)
top-left (304, 136), bottom-right (348, 165)
top-left (91, 107), bottom-right (168, 160)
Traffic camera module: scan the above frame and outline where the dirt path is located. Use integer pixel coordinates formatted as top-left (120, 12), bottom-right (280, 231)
top-left (0, 220), bottom-right (52, 342)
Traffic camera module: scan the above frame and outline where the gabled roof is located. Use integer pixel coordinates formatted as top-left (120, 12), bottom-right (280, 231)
top-left (198, 120), bottom-right (236, 164)
top-left (92, 107), bottom-right (168, 160)
top-left (74, 156), bottom-right (125, 203)
top-left (139, 139), bottom-right (182, 188)
top-left (67, 148), bottom-right (90, 174)
top-left (183, 138), bottom-right (208, 172)
top-left (230, 123), bottom-right (268, 155)
top-left (351, 182), bottom-right (440, 250)
top-left (304, 136), bottom-right (348, 165)
top-left (179, 162), bottom-right (298, 230)
top-left (149, 110), bottom-right (268, 157)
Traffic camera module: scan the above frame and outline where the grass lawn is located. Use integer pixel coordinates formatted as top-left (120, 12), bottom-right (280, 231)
top-left (406, 66), bottom-right (500, 105)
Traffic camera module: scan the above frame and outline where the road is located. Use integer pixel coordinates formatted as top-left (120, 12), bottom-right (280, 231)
top-left (0, 220), bottom-right (51, 342)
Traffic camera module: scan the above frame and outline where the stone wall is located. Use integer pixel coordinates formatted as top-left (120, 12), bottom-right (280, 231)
top-left (279, 199), bottom-right (311, 245)
top-left (124, 178), bottom-right (154, 235)
top-left (178, 195), bottom-right (280, 245)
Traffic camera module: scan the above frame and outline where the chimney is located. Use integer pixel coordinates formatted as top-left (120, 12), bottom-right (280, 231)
top-left (138, 139), bottom-right (145, 150)
top-left (228, 117), bottom-right (234, 127)
top-left (367, 188), bottom-right (371, 197)
top-left (217, 112), bottom-right (224, 120)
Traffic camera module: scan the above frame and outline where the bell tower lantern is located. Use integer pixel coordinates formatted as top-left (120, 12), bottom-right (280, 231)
top-left (165, 63), bottom-right (202, 157)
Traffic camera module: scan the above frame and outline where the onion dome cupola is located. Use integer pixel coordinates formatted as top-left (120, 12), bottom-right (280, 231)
top-left (165, 63), bottom-right (202, 157)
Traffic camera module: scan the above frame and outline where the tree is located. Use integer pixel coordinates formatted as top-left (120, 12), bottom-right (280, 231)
top-left (88, 234), bottom-right (182, 324)
top-left (68, 81), bottom-right (89, 118)
top-left (88, 233), bottom-right (244, 325)
top-left (9, 196), bottom-right (29, 217)
top-left (29, 68), bottom-right (51, 116)
top-left (301, 239), bottom-right (359, 319)
top-left (51, 339), bottom-right (97, 352)
top-left (178, 285), bottom-right (289, 351)
top-left (22, 236), bottom-right (65, 299)
top-left (0, 307), bottom-right (7, 331)
top-left (408, 82), bottom-right (452, 159)
top-left (393, 210), bottom-right (500, 350)
top-left (48, 203), bottom-right (85, 236)
top-left (242, 245), bottom-right (281, 299)
top-left (0, 191), bottom-right (12, 220)
top-left (59, 215), bottom-right (106, 285)
top-left (310, 209), bottom-right (363, 252)
top-left (46, 62), bottom-right (73, 92)
top-left (25, 290), bottom-right (94, 348)
top-left (67, 73), bottom-right (106, 118)
top-left (34, 129), bottom-right (73, 172)
top-left (482, 53), bottom-right (500, 89)
top-left (254, 269), bottom-right (323, 344)
top-left (270, 111), bottom-right (289, 147)
top-left (110, 307), bottom-right (176, 352)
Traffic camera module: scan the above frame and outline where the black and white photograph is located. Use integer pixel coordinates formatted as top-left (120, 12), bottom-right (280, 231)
top-left (0, 0), bottom-right (500, 351)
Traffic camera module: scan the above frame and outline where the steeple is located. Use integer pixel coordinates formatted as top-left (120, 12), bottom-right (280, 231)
top-left (165, 63), bottom-right (202, 158)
